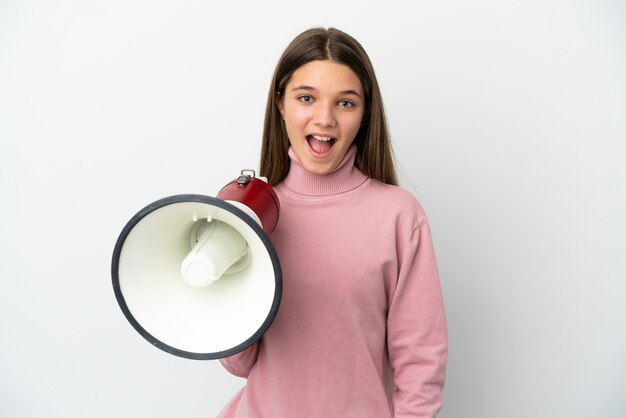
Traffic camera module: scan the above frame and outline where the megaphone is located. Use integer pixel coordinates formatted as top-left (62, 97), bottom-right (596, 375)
top-left (111, 170), bottom-right (281, 360)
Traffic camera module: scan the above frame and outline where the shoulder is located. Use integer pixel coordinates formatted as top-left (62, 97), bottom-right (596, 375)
top-left (364, 179), bottom-right (429, 228)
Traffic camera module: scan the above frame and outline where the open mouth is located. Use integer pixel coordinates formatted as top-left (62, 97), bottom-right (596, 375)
top-left (306, 135), bottom-right (337, 155)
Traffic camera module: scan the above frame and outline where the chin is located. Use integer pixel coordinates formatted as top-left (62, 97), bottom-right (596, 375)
top-left (302, 160), bottom-right (336, 175)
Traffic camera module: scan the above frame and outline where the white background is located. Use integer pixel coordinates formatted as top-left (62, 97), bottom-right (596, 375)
top-left (1, 1), bottom-right (625, 417)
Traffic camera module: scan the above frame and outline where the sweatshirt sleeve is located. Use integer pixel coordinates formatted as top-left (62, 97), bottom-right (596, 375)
top-left (219, 341), bottom-right (260, 378)
top-left (387, 218), bottom-right (448, 418)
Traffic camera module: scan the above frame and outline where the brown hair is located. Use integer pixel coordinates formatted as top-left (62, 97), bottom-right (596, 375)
top-left (259, 27), bottom-right (398, 186)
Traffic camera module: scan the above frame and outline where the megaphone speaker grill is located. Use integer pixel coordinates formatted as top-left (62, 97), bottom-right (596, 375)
top-left (112, 194), bottom-right (281, 360)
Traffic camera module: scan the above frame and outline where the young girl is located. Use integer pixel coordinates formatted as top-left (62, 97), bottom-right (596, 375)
top-left (219, 27), bottom-right (447, 418)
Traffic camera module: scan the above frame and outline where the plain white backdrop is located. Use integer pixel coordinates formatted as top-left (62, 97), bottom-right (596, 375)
top-left (1, 1), bottom-right (625, 417)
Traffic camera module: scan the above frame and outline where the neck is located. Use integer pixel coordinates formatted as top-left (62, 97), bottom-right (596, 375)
top-left (282, 145), bottom-right (368, 196)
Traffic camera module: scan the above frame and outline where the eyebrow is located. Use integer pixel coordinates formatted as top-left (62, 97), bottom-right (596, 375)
top-left (290, 84), bottom-right (362, 98)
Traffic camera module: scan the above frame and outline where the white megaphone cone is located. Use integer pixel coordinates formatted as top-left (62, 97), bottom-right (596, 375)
top-left (111, 170), bottom-right (281, 360)
top-left (181, 220), bottom-right (249, 288)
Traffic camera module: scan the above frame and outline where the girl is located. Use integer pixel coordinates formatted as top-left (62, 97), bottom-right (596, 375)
top-left (219, 27), bottom-right (447, 418)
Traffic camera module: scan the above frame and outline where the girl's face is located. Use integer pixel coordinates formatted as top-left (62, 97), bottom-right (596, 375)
top-left (279, 60), bottom-right (364, 175)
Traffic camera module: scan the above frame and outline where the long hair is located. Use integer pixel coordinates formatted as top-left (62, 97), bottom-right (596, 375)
top-left (259, 27), bottom-right (398, 186)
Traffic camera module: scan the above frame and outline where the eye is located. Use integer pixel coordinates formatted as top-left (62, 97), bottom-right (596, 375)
top-left (338, 100), bottom-right (355, 108)
top-left (298, 95), bottom-right (314, 103)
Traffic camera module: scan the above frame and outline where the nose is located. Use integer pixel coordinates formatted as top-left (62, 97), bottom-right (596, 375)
top-left (314, 102), bottom-right (337, 128)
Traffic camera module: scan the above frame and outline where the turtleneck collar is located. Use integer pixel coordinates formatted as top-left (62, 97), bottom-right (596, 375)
top-left (281, 144), bottom-right (368, 196)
